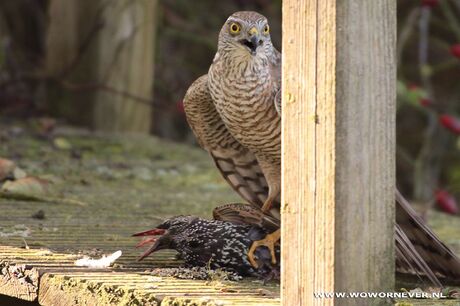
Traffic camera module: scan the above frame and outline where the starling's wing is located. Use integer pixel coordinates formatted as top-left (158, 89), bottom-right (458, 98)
top-left (270, 48), bottom-right (282, 116)
top-left (395, 190), bottom-right (460, 285)
top-left (184, 75), bottom-right (269, 208)
top-left (213, 203), bottom-right (279, 233)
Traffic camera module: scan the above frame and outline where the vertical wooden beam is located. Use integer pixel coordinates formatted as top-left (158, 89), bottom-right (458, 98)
top-left (93, 0), bottom-right (157, 132)
top-left (45, 0), bottom-right (157, 133)
top-left (281, 1), bottom-right (396, 305)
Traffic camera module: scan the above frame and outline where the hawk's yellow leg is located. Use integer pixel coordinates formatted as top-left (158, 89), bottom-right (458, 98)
top-left (248, 191), bottom-right (281, 268)
top-left (247, 229), bottom-right (281, 268)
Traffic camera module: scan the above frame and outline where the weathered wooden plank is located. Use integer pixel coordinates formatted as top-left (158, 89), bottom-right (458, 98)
top-left (39, 273), bottom-right (159, 306)
top-left (0, 246), bottom-right (279, 305)
top-left (281, 0), bottom-right (396, 305)
top-left (38, 272), bottom-right (279, 306)
top-left (334, 0), bottom-right (396, 301)
top-left (0, 262), bottom-right (39, 301)
top-left (0, 247), bottom-right (80, 301)
top-left (160, 296), bottom-right (281, 306)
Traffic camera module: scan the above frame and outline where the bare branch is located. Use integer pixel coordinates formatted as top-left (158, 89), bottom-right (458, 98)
top-left (397, 8), bottom-right (420, 68)
top-left (59, 80), bottom-right (169, 110)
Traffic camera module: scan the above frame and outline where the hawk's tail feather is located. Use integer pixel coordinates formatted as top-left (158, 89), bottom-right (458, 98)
top-left (396, 190), bottom-right (460, 285)
top-left (395, 225), bottom-right (442, 287)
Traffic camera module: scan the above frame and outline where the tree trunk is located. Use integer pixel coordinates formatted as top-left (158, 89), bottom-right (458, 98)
top-left (0, 0), bottom-right (47, 113)
top-left (45, 0), bottom-right (157, 133)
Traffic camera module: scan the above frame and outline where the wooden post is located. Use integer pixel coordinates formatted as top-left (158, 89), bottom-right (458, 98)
top-left (92, 0), bottom-right (156, 132)
top-left (281, 1), bottom-right (396, 305)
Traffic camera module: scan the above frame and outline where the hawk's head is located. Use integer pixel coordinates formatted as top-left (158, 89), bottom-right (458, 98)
top-left (218, 11), bottom-right (273, 59)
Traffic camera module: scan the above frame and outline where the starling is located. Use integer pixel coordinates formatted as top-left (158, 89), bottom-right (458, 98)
top-left (133, 214), bottom-right (279, 278)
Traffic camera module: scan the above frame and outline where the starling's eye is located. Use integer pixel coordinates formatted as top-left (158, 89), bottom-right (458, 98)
top-left (263, 24), bottom-right (270, 35)
top-left (229, 22), bottom-right (241, 35)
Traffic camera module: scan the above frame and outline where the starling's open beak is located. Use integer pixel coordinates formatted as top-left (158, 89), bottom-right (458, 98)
top-left (132, 228), bottom-right (166, 237)
top-left (138, 236), bottom-right (167, 260)
top-left (132, 228), bottom-right (171, 260)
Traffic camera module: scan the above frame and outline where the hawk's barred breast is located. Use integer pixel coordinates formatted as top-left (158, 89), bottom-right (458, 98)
top-left (208, 55), bottom-right (281, 164)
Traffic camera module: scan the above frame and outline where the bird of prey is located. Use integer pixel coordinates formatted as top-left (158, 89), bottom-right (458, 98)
top-left (140, 11), bottom-right (460, 285)
top-left (132, 210), bottom-right (280, 278)
top-left (183, 11), bottom-right (282, 268)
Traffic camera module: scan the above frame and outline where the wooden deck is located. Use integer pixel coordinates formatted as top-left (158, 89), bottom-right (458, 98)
top-left (0, 186), bottom-right (280, 306)
top-left (0, 125), bottom-right (279, 305)
top-left (0, 195), bottom-right (280, 305)
top-left (0, 246), bottom-right (279, 305)
top-left (0, 123), bottom-right (459, 305)
top-left (0, 245), bottom-right (280, 305)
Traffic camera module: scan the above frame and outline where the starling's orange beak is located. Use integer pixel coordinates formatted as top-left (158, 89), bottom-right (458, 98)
top-left (132, 228), bottom-right (166, 237)
top-left (137, 234), bottom-right (172, 260)
top-left (135, 237), bottom-right (157, 248)
top-left (133, 227), bottom-right (172, 261)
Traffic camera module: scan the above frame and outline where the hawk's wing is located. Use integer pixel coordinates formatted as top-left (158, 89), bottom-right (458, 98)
top-left (270, 48), bottom-right (282, 116)
top-left (212, 203), bottom-right (279, 233)
top-left (184, 75), bottom-right (269, 208)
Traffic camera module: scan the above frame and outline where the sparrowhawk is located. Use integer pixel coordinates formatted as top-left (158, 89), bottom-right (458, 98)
top-left (139, 11), bottom-right (460, 285)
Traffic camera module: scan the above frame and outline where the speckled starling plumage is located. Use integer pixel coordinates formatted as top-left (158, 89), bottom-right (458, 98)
top-left (178, 11), bottom-right (460, 285)
top-left (133, 214), bottom-right (279, 278)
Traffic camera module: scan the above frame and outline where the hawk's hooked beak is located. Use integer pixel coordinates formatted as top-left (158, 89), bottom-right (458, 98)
top-left (240, 27), bottom-right (262, 55)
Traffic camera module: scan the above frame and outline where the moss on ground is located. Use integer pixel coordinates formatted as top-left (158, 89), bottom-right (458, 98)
top-left (0, 120), bottom-right (240, 224)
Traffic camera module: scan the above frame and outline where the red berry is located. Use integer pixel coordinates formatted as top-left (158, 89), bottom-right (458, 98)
top-left (422, 0), bottom-right (439, 8)
top-left (450, 44), bottom-right (460, 58)
top-left (176, 100), bottom-right (185, 114)
top-left (408, 83), bottom-right (419, 91)
top-left (419, 98), bottom-right (432, 107)
top-left (435, 190), bottom-right (459, 215)
top-left (439, 114), bottom-right (460, 135)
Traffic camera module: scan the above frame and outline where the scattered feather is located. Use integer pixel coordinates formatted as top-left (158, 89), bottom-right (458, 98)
top-left (75, 250), bottom-right (122, 268)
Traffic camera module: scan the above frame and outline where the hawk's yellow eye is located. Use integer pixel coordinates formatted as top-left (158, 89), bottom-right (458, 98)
top-left (230, 22), bottom-right (241, 34)
top-left (263, 24), bottom-right (270, 35)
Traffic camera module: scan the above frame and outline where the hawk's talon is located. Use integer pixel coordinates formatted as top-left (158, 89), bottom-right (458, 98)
top-left (247, 229), bottom-right (280, 268)
top-left (248, 243), bottom-right (260, 268)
